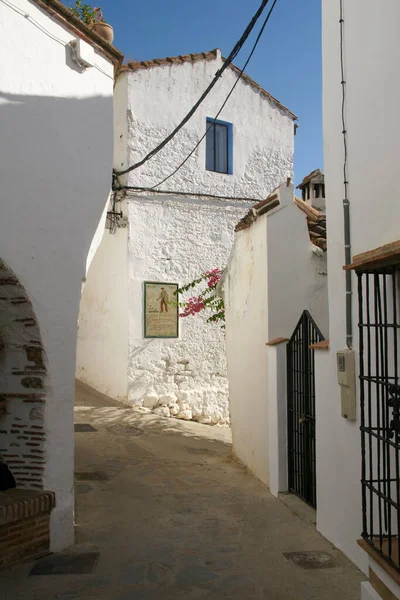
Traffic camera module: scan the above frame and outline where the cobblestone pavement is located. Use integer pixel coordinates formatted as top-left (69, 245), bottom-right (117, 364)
top-left (0, 383), bottom-right (365, 599)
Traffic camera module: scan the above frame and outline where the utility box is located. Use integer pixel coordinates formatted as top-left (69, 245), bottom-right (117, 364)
top-left (70, 39), bottom-right (95, 69)
top-left (337, 350), bottom-right (356, 420)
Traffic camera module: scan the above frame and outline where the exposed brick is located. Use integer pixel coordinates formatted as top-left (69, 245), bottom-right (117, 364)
top-left (21, 377), bottom-right (43, 390)
top-left (23, 399), bottom-right (46, 404)
top-left (11, 424), bottom-right (27, 428)
top-left (26, 443), bottom-right (40, 447)
top-left (25, 346), bottom-right (44, 366)
top-left (22, 454), bottom-right (44, 460)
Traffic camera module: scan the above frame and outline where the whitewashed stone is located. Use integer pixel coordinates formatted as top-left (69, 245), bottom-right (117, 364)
top-left (142, 394), bottom-right (159, 409)
top-left (169, 403), bottom-right (179, 416)
top-left (154, 406), bottom-right (171, 417)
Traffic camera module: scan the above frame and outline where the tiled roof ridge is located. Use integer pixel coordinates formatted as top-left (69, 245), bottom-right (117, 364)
top-left (122, 49), bottom-right (219, 72)
top-left (121, 49), bottom-right (297, 120)
top-left (294, 196), bottom-right (327, 251)
top-left (297, 168), bottom-right (324, 188)
top-left (224, 60), bottom-right (297, 120)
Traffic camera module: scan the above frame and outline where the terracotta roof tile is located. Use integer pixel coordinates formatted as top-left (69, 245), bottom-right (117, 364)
top-left (235, 192), bottom-right (280, 232)
top-left (297, 168), bottom-right (324, 189)
top-left (120, 49), bottom-right (297, 120)
top-left (122, 49), bottom-right (219, 72)
top-left (294, 197), bottom-right (327, 251)
top-left (226, 61), bottom-right (297, 120)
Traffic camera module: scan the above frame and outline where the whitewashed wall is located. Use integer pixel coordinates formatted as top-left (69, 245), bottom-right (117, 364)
top-left (266, 186), bottom-right (328, 341)
top-left (76, 223), bottom-right (129, 401)
top-left (114, 54), bottom-right (294, 421)
top-left (127, 195), bottom-right (251, 424)
top-left (224, 183), bottom-right (328, 486)
top-left (0, 0), bottom-right (116, 551)
top-left (224, 216), bottom-right (270, 481)
top-left (317, 0), bottom-right (400, 574)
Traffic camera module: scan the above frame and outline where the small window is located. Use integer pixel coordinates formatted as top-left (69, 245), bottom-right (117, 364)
top-left (206, 118), bottom-right (232, 174)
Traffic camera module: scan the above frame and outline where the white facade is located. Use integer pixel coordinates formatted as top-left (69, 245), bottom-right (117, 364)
top-left (224, 182), bottom-right (328, 485)
top-left (316, 0), bottom-right (400, 588)
top-left (0, 0), bottom-right (120, 551)
top-left (77, 50), bottom-right (295, 423)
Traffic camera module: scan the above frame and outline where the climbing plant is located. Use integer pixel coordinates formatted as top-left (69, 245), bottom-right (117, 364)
top-left (175, 268), bottom-right (225, 327)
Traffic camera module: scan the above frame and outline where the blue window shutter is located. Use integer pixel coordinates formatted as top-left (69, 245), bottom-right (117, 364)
top-left (206, 121), bottom-right (215, 171)
top-left (205, 118), bottom-right (233, 175)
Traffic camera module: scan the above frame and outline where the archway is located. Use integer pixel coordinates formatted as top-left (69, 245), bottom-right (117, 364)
top-left (0, 258), bottom-right (48, 489)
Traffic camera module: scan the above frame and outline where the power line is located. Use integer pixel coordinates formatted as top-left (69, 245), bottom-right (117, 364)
top-left (113, 0), bottom-right (273, 177)
top-left (117, 185), bottom-right (260, 204)
top-left (150, 0), bottom-right (279, 190)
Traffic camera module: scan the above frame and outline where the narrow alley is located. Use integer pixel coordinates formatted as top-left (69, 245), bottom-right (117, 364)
top-left (1, 384), bottom-right (363, 599)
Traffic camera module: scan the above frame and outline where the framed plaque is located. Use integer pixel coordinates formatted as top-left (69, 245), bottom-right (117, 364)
top-left (144, 281), bottom-right (179, 338)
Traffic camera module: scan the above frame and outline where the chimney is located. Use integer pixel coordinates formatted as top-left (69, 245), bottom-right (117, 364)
top-left (297, 169), bottom-right (325, 211)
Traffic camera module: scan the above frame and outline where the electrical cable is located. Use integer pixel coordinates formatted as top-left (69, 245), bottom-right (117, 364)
top-left (148, 0), bottom-right (279, 190)
top-left (339, 0), bottom-right (353, 349)
top-left (113, 0), bottom-right (274, 177)
top-left (120, 186), bottom-right (261, 204)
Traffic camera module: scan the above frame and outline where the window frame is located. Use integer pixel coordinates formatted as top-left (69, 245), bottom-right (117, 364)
top-left (205, 117), bottom-right (233, 175)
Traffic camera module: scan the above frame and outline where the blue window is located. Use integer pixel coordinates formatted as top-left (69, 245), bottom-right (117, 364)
top-left (205, 118), bottom-right (233, 174)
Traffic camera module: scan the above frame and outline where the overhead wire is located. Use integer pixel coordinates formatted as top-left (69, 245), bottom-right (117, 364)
top-left (147, 0), bottom-right (279, 190)
top-left (113, 0), bottom-right (273, 177)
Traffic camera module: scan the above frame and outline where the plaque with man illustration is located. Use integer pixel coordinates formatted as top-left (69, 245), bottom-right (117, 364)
top-left (144, 281), bottom-right (179, 338)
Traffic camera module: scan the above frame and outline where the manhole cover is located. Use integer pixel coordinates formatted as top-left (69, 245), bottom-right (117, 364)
top-left (74, 423), bottom-right (97, 432)
top-left (30, 552), bottom-right (100, 575)
top-left (283, 551), bottom-right (337, 569)
top-left (75, 471), bottom-right (109, 481)
top-left (107, 424), bottom-right (143, 436)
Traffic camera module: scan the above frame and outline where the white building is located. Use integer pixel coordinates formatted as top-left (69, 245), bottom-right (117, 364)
top-left (223, 175), bottom-right (328, 490)
top-left (315, 1), bottom-right (400, 599)
top-left (0, 0), bottom-right (122, 566)
top-left (77, 49), bottom-right (296, 424)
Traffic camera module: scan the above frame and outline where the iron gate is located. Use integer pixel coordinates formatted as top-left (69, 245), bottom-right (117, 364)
top-left (287, 310), bottom-right (324, 508)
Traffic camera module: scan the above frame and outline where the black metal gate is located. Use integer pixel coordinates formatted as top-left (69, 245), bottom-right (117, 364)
top-left (287, 310), bottom-right (324, 508)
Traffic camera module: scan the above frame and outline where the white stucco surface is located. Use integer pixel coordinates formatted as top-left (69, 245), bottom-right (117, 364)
top-left (224, 182), bottom-right (328, 486)
top-left (77, 223), bottom-right (129, 401)
top-left (224, 216), bottom-right (270, 481)
top-left (126, 195), bottom-right (251, 424)
top-left (0, 0), bottom-right (116, 551)
top-left (108, 52), bottom-right (295, 422)
top-left (316, 0), bottom-right (400, 574)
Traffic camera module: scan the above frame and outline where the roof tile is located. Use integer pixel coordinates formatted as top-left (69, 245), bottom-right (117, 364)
top-left (120, 48), bottom-right (296, 120)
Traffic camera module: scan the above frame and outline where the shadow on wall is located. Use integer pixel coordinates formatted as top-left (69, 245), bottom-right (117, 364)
top-left (0, 91), bottom-right (113, 284)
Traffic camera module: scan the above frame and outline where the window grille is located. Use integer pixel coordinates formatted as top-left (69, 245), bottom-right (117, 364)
top-left (358, 265), bottom-right (400, 571)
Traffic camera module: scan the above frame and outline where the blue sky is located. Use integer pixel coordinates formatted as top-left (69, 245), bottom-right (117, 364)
top-left (87, 0), bottom-right (322, 186)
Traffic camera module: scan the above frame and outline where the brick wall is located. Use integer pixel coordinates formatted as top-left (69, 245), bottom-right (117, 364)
top-left (0, 260), bottom-right (48, 489)
top-left (0, 489), bottom-right (55, 570)
top-left (0, 513), bottom-right (50, 569)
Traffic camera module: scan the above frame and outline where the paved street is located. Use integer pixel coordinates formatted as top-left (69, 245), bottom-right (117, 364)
top-left (1, 383), bottom-right (364, 599)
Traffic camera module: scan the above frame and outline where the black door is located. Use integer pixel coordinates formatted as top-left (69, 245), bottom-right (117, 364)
top-left (287, 311), bottom-right (324, 508)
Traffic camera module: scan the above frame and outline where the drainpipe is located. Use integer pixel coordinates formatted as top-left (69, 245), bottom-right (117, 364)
top-left (340, 0), bottom-right (352, 349)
